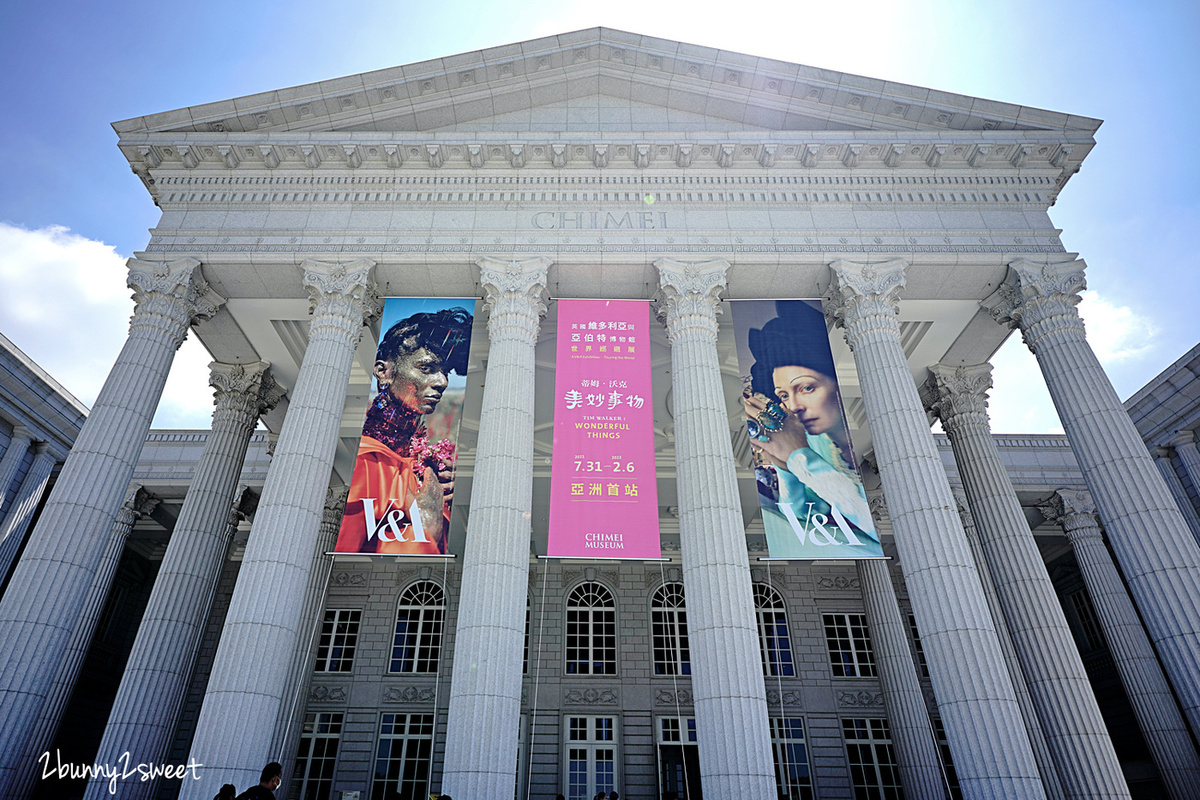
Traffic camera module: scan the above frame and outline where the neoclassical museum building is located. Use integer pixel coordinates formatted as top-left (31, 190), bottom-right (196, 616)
top-left (3, 27), bottom-right (1200, 800)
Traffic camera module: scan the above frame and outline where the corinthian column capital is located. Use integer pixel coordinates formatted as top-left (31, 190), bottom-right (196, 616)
top-left (981, 260), bottom-right (1086, 349)
top-left (477, 257), bottom-right (551, 344)
top-left (824, 259), bottom-right (906, 348)
top-left (117, 484), bottom-right (160, 530)
top-left (1169, 430), bottom-right (1196, 449)
top-left (126, 258), bottom-right (226, 348)
top-left (924, 363), bottom-right (994, 433)
top-left (1041, 488), bottom-right (1099, 543)
top-left (209, 362), bottom-right (284, 421)
top-left (653, 258), bottom-right (728, 343)
top-left (301, 259), bottom-right (380, 324)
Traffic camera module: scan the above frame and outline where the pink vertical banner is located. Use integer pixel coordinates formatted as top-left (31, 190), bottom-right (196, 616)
top-left (548, 299), bottom-right (661, 558)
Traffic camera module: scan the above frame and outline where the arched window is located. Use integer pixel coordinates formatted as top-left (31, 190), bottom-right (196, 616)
top-left (565, 582), bottom-right (616, 675)
top-left (652, 583), bottom-right (690, 676)
top-left (754, 584), bottom-right (796, 677)
top-left (390, 581), bottom-right (445, 673)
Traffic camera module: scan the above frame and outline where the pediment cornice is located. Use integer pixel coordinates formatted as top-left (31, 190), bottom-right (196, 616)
top-left (114, 28), bottom-right (1099, 142)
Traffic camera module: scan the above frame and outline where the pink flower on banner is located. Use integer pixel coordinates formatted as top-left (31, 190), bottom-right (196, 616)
top-left (407, 432), bottom-right (457, 472)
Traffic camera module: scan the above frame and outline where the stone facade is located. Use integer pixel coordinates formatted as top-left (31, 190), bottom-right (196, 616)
top-left (2, 26), bottom-right (1200, 800)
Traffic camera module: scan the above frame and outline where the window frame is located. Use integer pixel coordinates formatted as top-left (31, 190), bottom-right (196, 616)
top-left (651, 582), bottom-right (691, 677)
top-left (563, 715), bottom-right (619, 800)
top-left (770, 716), bottom-right (814, 800)
top-left (754, 583), bottom-right (796, 677)
top-left (371, 712), bottom-right (435, 800)
top-left (314, 608), bottom-right (362, 673)
top-left (564, 582), bottom-right (617, 676)
top-left (842, 717), bottom-right (902, 800)
top-left (823, 612), bottom-right (878, 679)
top-left (291, 711), bottom-right (343, 800)
top-left (389, 581), bottom-right (446, 675)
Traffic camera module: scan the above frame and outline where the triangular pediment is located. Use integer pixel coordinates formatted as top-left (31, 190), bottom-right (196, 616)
top-left (114, 28), bottom-right (1099, 138)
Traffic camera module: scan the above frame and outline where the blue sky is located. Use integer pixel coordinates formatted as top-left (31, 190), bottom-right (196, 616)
top-left (0, 0), bottom-right (1196, 430)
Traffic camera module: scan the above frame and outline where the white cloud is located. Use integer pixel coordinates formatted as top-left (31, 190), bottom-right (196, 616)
top-left (0, 222), bottom-right (214, 428)
top-left (1077, 289), bottom-right (1158, 363)
top-left (987, 336), bottom-right (1064, 435)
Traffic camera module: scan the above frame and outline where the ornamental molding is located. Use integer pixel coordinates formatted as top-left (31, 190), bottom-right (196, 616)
top-left (817, 576), bottom-right (861, 590)
top-left (309, 685), bottom-right (347, 703)
top-left (121, 133), bottom-right (1090, 178)
top-left (924, 363), bottom-right (994, 428)
top-left (765, 689), bottom-right (803, 707)
top-left (564, 688), bottom-right (618, 705)
top-left (330, 571), bottom-right (367, 587)
top-left (838, 690), bottom-right (884, 708)
top-left (655, 689), bottom-right (693, 706)
top-left (382, 686), bottom-right (436, 704)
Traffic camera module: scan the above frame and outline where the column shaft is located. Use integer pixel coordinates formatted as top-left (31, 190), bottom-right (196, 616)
top-left (1152, 449), bottom-right (1200, 546)
top-left (0, 445), bottom-right (57, 583)
top-left (1173, 435), bottom-right (1200, 508)
top-left (11, 485), bottom-right (158, 799)
top-left (857, 558), bottom-right (946, 800)
top-left (0, 428), bottom-right (32, 513)
top-left (0, 259), bottom-right (220, 794)
top-left (654, 259), bottom-right (775, 798)
top-left (1047, 490), bottom-right (1200, 800)
top-left (86, 363), bottom-right (277, 800)
top-left (984, 259), bottom-right (1200, 738)
top-left (272, 485), bottom-right (346, 780)
top-left (441, 258), bottom-right (550, 798)
top-left (952, 493), bottom-right (1067, 800)
top-left (928, 363), bottom-right (1128, 799)
top-left (181, 260), bottom-right (375, 798)
top-left (829, 259), bottom-right (1044, 799)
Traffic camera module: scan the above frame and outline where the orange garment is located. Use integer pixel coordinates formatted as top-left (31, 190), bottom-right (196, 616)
top-left (335, 435), bottom-right (447, 555)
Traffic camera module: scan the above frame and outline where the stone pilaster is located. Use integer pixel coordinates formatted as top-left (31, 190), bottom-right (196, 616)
top-left (926, 363), bottom-right (1127, 800)
top-left (857, 559), bottom-right (946, 800)
top-left (87, 362), bottom-right (281, 800)
top-left (273, 484), bottom-right (348, 781)
top-left (0, 258), bottom-right (221, 794)
top-left (827, 258), bottom-right (1044, 799)
top-left (1152, 446), bottom-right (1200, 545)
top-left (1042, 489), bottom-right (1200, 798)
top-left (0, 426), bottom-right (32, 504)
top-left (952, 491), bottom-right (1066, 800)
top-left (1171, 432), bottom-right (1200, 507)
top-left (12, 485), bottom-right (159, 799)
top-left (651, 258), bottom-right (775, 798)
top-left (983, 258), bottom-right (1200, 738)
top-left (441, 256), bottom-right (550, 798)
top-left (0, 443), bottom-right (57, 582)
top-left (181, 260), bottom-right (377, 799)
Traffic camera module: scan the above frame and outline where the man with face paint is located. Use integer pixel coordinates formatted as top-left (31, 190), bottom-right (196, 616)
top-left (336, 307), bottom-right (473, 554)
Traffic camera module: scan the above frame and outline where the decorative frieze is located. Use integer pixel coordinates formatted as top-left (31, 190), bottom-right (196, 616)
top-left (382, 686), bottom-right (436, 704)
top-left (564, 689), bottom-right (618, 705)
top-left (838, 690), bottom-right (885, 708)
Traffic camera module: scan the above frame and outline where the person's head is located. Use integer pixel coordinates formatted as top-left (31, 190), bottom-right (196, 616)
top-left (214, 786), bottom-right (237, 800)
top-left (259, 762), bottom-right (283, 790)
top-left (748, 300), bottom-right (843, 437)
top-left (374, 308), bottom-right (473, 416)
top-left (609, 792), bottom-right (619, 800)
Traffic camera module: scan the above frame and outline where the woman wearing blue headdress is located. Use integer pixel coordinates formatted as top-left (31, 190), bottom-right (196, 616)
top-left (744, 301), bottom-right (877, 557)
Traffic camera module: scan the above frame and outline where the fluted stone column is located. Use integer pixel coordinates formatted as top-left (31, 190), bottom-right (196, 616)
top-left (181, 260), bottom-right (377, 798)
top-left (12, 484), bottom-right (159, 799)
top-left (0, 259), bottom-right (221, 793)
top-left (950, 490), bottom-right (1066, 800)
top-left (827, 258), bottom-right (1044, 799)
top-left (652, 258), bottom-right (775, 798)
top-left (926, 363), bottom-right (1127, 800)
top-left (1152, 446), bottom-right (1200, 545)
top-left (983, 259), bottom-right (1200, 738)
top-left (0, 427), bottom-right (32, 506)
top-left (273, 484), bottom-right (348, 782)
top-left (86, 362), bottom-right (281, 800)
top-left (1172, 432), bottom-right (1200, 505)
top-left (1042, 489), bottom-right (1200, 799)
top-left (857, 555), bottom-right (946, 800)
top-left (441, 257), bottom-right (550, 797)
top-left (0, 443), bottom-right (57, 582)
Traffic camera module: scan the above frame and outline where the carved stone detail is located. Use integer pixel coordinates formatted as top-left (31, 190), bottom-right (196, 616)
top-left (331, 572), bottom-right (367, 587)
top-left (765, 689), bottom-right (803, 706)
top-left (838, 690), bottom-right (884, 708)
top-left (825, 259), bottom-right (906, 349)
top-left (924, 363), bottom-right (994, 434)
top-left (383, 686), bottom-right (437, 703)
top-left (564, 688), bottom-right (618, 705)
top-left (981, 259), bottom-right (1087, 352)
top-left (127, 258), bottom-right (225, 348)
top-left (209, 361), bottom-right (283, 420)
top-left (817, 576), bottom-right (861, 590)
top-left (653, 258), bottom-right (728, 344)
top-left (301, 259), bottom-right (380, 330)
top-left (309, 685), bottom-right (347, 702)
top-left (655, 689), bottom-right (693, 706)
